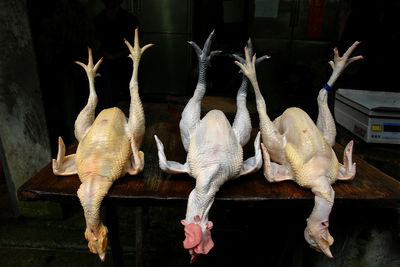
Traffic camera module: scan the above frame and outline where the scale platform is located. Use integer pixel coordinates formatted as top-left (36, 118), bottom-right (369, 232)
top-left (334, 89), bottom-right (400, 144)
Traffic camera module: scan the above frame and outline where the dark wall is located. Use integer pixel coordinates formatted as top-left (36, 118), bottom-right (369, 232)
top-left (27, 0), bottom-right (94, 152)
top-left (26, 0), bottom-right (400, 153)
top-left (0, 0), bottom-right (52, 216)
top-left (192, 0), bottom-right (400, 118)
top-left (340, 0), bottom-right (400, 91)
top-left (27, 0), bottom-right (140, 152)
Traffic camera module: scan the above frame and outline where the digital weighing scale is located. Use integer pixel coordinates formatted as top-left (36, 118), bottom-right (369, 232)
top-left (334, 89), bottom-right (400, 144)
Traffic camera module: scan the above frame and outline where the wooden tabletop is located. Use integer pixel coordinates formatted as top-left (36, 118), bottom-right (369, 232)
top-left (18, 122), bottom-right (400, 207)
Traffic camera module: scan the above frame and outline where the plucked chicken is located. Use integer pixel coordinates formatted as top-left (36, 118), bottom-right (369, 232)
top-left (235, 41), bottom-right (362, 258)
top-left (154, 31), bottom-right (264, 262)
top-left (52, 28), bottom-right (152, 261)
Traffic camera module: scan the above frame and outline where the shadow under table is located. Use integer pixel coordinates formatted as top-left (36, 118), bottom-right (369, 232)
top-left (18, 122), bottom-right (400, 266)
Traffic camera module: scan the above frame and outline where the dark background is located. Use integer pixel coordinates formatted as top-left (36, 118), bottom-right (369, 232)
top-left (25, 0), bottom-right (400, 154)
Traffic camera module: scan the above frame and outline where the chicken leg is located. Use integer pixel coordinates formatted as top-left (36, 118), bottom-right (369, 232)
top-left (179, 30), bottom-right (222, 151)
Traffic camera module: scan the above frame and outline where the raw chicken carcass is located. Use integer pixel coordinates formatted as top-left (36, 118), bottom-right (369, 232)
top-left (235, 42), bottom-right (362, 257)
top-left (154, 31), bottom-right (264, 262)
top-left (52, 28), bottom-right (152, 261)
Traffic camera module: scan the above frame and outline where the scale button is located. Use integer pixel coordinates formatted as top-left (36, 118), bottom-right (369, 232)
top-left (372, 125), bottom-right (382, 132)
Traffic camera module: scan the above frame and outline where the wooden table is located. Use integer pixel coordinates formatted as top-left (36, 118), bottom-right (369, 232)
top-left (18, 122), bottom-right (400, 265)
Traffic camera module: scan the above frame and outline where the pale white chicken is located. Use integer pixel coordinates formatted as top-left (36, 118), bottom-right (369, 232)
top-left (154, 32), bottom-right (263, 262)
top-left (52, 28), bottom-right (152, 261)
top-left (236, 42), bottom-right (362, 258)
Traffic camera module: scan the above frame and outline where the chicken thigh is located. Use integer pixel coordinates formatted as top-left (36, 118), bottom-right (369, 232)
top-left (236, 41), bottom-right (362, 258)
top-left (154, 31), bottom-right (263, 262)
top-left (52, 28), bottom-right (152, 261)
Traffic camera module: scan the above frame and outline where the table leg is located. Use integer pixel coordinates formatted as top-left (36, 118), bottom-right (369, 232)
top-left (136, 206), bottom-right (143, 267)
top-left (105, 204), bottom-right (124, 267)
top-left (291, 233), bottom-right (304, 267)
top-left (94, 257), bottom-right (105, 267)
